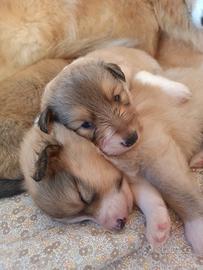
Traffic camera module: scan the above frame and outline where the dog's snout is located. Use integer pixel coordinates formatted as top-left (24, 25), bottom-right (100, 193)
top-left (122, 132), bottom-right (138, 147)
top-left (116, 218), bottom-right (126, 230)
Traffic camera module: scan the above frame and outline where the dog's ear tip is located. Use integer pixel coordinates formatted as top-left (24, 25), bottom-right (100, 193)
top-left (38, 107), bottom-right (53, 134)
top-left (104, 62), bottom-right (126, 82)
top-left (32, 143), bottom-right (61, 182)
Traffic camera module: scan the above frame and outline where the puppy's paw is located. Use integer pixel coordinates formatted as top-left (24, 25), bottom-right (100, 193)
top-left (185, 218), bottom-right (203, 256)
top-left (146, 206), bottom-right (171, 248)
top-left (169, 82), bottom-right (192, 103)
top-left (190, 151), bottom-right (203, 169)
top-left (135, 71), bottom-right (191, 104)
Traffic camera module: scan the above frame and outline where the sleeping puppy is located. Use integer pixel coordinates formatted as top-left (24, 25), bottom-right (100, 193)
top-left (39, 46), bottom-right (203, 254)
top-left (20, 119), bottom-right (171, 248)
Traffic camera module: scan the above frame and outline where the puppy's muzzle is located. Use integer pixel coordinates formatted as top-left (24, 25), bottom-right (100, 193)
top-left (115, 218), bottom-right (127, 230)
top-left (122, 131), bottom-right (138, 147)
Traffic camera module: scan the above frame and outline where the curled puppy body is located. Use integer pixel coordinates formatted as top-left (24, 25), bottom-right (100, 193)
top-left (108, 67), bottom-right (203, 255)
top-left (18, 119), bottom-right (171, 247)
top-left (20, 119), bottom-right (133, 231)
top-left (40, 46), bottom-right (203, 254)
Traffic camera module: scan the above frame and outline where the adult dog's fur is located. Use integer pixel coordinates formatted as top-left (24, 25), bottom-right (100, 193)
top-left (0, 58), bottom-right (69, 178)
top-left (1, 0), bottom-right (203, 178)
top-left (39, 46), bottom-right (203, 254)
top-left (157, 34), bottom-right (203, 68)
top-left (0, 0), bottom-right (203, 81)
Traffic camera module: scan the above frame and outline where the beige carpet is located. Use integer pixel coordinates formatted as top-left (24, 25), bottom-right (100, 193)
top-left (0, 170), bottom-right (203, 270)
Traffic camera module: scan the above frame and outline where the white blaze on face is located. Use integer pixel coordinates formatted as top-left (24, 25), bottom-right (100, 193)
top-left (96, 181), bottom-right (133, 230)
top-left (135, 71), bottom-right (191, 103)
top-left (100, 130), bottom-right (126, 155)
top-left (100, 128), bottom-right (134, 156)
top-left (191, 0), bottom-right (203, 29)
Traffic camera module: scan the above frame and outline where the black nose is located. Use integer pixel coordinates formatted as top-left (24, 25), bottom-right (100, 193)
top-left (122, 132), bottom-right (138, 147)
top-left (116, 218), bottom-right (126, 230)
top-left (201, 16), bottom-right (203, 26)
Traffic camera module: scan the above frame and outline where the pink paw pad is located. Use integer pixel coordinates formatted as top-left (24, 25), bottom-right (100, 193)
top-left (157, 222), bottom-right (169, 230)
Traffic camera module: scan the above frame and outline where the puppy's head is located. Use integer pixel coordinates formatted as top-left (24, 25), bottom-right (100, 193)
top-left (22, 120), bottom-right (133, 231)
top-left (40, 60), bottom-right (140, 156)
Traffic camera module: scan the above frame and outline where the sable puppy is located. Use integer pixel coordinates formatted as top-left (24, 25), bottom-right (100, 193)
top-left (39, 46), bottom-right (203, 254)
top-left (19, 119), bottom-right (171, 248)
top-left (41, 47), bottom-right (191, 156)
top-left (0, 0), bottom-right (203, 81)
top-left (0, 58), bottom-right (69, 179)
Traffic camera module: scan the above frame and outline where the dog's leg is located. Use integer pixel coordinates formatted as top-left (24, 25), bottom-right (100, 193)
top-left (131, 177), bottom-right (171, 248)
top-left (190, 150), bottom-right (203, 168)
top-left (142, 135), bottom-right (203, 255)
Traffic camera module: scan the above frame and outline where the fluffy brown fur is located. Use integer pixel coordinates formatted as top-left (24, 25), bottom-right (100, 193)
top-left (157, 34), bottom-right (203, 68)
top-left (0, 0), bottom-right (203, 81)
top-left (0, 58), bottom-right (69, 178)
top-left (1, 0), bottom-right (203, 178)
top-left (20, 120), bottom-right (134, 230)
top-left (20, 119), bottom-right (172, 247)
top-left (40, 46), bottom-right (203, 254)
top-left (108, 65), bottom-right (203, 254)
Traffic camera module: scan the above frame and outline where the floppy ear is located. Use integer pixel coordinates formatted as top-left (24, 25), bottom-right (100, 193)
top-left (104, 63), bottom-right (126, 82)
top-left (32, 144), bottom-right (61, 182)
top-left (38, 107), bottom-right (54, 134)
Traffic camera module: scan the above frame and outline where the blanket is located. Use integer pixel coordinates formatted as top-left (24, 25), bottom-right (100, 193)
top-left (0, 170), bottom-right (203, 270)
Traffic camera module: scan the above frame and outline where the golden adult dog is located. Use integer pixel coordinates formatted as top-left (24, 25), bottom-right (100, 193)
top-left (0, 58), bottom-right (69, 178)
top-left (39, 46), bottom-right (203, 254)
top-left (1, 0), bottom-right (203, 81)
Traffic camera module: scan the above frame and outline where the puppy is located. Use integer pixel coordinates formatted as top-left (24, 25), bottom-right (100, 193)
top-left (40, 46), bottom-right (191, 155)
top-left (107, 67), bottom-right (203, 255)
top-left (39, 46), bottom-right (203, 254)
top-left (19, 118), bottom-right (171, 248)
top-left (0, 58), bottom-right (69, 179)
top-left (1, 0), bottom-right (203, 81)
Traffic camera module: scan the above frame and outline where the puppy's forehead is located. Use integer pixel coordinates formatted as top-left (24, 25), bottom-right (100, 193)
top-left (54, 61), bottom-right (119, 104)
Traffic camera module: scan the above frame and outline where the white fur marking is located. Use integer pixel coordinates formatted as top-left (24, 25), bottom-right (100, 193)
top-left (135, 71), bottom-right (191, 102)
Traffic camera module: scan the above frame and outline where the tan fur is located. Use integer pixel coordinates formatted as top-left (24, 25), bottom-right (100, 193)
top-left (0, 0), bottom-right (158, 81)
top-left (1, 0), bottom-right (202, 178)
top-left (20, 122), bottom-right (134, 229)
top-left (40, 46), bottom-right (203, 254)
top-left (0, 58), bottom-right (69, 178)
top-left (157, 34), bottom-right (203, 68)
top-left (0, 0), bottom-right (203, 81)
top-left (20, 120), bottom-right (172, 246)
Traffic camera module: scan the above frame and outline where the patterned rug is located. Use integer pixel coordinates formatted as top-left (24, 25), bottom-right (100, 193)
top-left (0, 170), bottom-right (203, 270)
